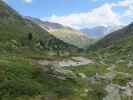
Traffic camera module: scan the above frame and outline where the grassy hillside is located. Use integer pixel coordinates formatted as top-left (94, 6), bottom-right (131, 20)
top-left (0, 1), bottom-right (84, 100)
top-left (89, 23), bottom-right (133, 49)
top-left (0, 0), bottom-right (81, 56)
top-left (1, 1), bottom-right (133, 100)
top-left (26, 17), bottom-right (93, 49)
top-left (0, 54), bottom-right (112, 100)
top-left (88, 23), bottom-right (133, 63)
top-left (51, 28), bottom-right (93, 49)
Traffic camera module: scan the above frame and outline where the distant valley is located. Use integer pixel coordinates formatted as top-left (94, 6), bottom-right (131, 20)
top-left (25, 17), bottom-right (93, 49)
top-left (80, 25), bottom-right (123, 38)
top-left (0, 0), bottom-right (133, 100)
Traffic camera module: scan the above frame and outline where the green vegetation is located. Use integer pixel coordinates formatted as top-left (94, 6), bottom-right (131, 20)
top-left (27, 17), bottom-right (93, 49)
top-left (115, 63), bottom-right (133, 75)
top-left (0, 1), bottom-right (83, 99)
top-left (112, 73), bottom-right (132, 86)
top-left (88, 23), bottom-right (133, 63)
top-left (0, 55), bottom-right (77, 100)
top-left (0, 54), bottom-right (108, 100)
top-left (86, 81), bottom-right (107, 100)
top-left (51, 28), bottom-right (92, 49)
top-left (70, 63), bottom-right (109, 76)
top-left (0, 0), bottom-right (81, 56)
top-left (1, 0), bottom-right (133, 100)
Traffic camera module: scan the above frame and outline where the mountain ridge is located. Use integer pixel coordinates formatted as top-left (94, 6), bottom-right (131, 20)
top-left (80, 25), bottom-right (123, 38)
top-left (88, 22), bottom-right (133, 62)
top-left (0, 0), bottom-right (81, 55)
top-left (25, 16), bottom-right (93, 49)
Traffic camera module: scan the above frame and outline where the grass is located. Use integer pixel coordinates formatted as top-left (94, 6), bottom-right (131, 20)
top-left (70, 64), bottom-right (109, 77)
top-left (112, 73), bottom-right (132, 86)
top-left (0, 52), bottom-right (111, 100)
top-left (115, 63), bottom-right (133, 75)
top-left (1, 0), bottom-right (133, 99)
top-left (0, 54), bottom-right (79, 100)
top-left (0, 1), bottom-right (84, 99)
top-left (51, 28), bottom-right (92, 49)
top-left (0, 0), bottom-right (81, 56)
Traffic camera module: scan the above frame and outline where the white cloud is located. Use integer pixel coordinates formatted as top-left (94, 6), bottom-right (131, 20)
top-left (113, 0), bottom-right (133, 15)
top-left (23, 0), bottom-right (33, 3)
top-left (2, 0), bottom-right (33, 3)
top-left (113, 0), bottom-right (133, 8)
top-left (43, 3), bottom-right (121, 29)
top-left (3, 0), bottom-right (33, 3)
top-left (2, 0), bottom-right (7, 2)
top-left (111, 0), bottom-right (133, 27)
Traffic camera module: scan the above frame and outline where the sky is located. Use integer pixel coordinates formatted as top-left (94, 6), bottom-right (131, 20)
top-left (3, 0), bottom-right (133, 29)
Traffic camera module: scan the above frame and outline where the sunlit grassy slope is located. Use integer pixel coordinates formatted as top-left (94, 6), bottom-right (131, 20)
top-left (88, 23), bottom-right (133, 62)
top-left (0, 0), bottom-right (80, 55)
top-left (51, 28), bottom-right (93, 48)
top-left (26, 17), bottom-right (93, 49)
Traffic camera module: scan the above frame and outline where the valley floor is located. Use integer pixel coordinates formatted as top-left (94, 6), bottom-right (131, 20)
top-left (0, 53), bottom-right (133, 100)
top-left (34, 56), bottom-right (93, 67)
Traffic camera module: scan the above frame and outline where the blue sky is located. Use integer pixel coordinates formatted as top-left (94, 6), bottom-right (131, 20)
top-left (4, 0), bottom-right (133, 29)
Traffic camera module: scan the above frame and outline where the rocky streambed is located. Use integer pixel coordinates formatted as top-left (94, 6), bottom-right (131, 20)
top-left (33, 57), bottom-right (133, 100)
top-left (34, 57), bottom-right (94, 67)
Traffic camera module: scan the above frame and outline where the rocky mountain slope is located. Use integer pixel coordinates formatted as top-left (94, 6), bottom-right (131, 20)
top-left (88, 22), bottom-right (133, 62)
top-left (26, 17), bottom-right (93, 49)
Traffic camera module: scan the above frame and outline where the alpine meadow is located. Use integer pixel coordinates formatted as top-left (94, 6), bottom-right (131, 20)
top-left (0, 0), bottom-right (133, 100)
